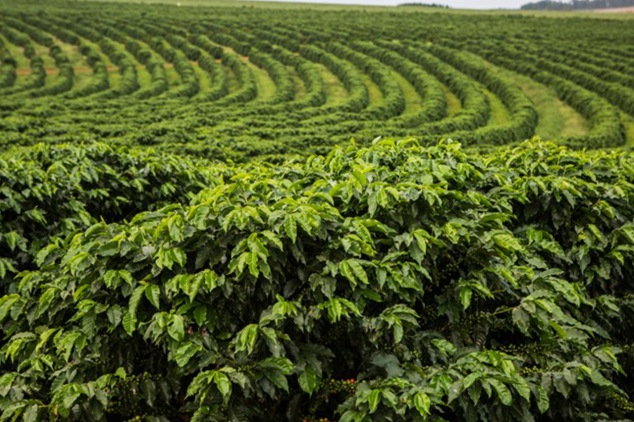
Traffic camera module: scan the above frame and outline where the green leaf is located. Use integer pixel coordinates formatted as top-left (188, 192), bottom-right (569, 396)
top-left (115, 367), bottom-right (127, 379)
top-left (264, 369), bottom-right (289, 392)
top-left (119, 270), bottom-right (134, 285)
top-left (352, 220), bottom-right (373, 244)
top-left (145, 285), bottom-right (160, 309)
top-left (204, 270), bottom-right (220, 291)
top-left (36, 244), bottom-right (59, 266)
top-left (493, 234), bottom-right (524, 253)
top-left (194, 305), bottom-right (208, 326)
top-left (513, 376), bottom-right (531, 402)
top-left (488, 378), bottom-right (512, 406)
top-left (23, 404), bottom-right (39, 422)
top-left (339, 260), bottom-right (356, 288)
top-left (107, 306), bottom-right (122, 328)
top-left (321, 298), bottom-right (344, 322)
top-left (549, 320), bottom-right (569, 339)
top-left (393, 323), bottom-right (404, 343)
top-left (368, 389), bottom-right (381, 413)
top-left (431, 338), bottom-right (456, 356)
top-left (361, 288), bottom-right (382, 302)
top-left (61, 391), bottom-right (80, 417)
top-left (352, 170), bottom-right (368, 188)
top-left (464, 372), bottom-right (481, 389)
top-left (248, 252), bottom-right (260, 278)
top-left (168, 316), bottom-right (185, 341)
top-left (129, 284), bottom-right (146, 326)
top-left (235, 324), bottom-right (259, 355)
top-left (189, 273), bottom-right (205, 302)
top-left (348, 260), bottom-right (368, 284)
top-left (295, 212), bottom-right (315, 235)
top-left (0, 373), bottom-right (16, 397)
top-left (0, 295), bottom-right (20, 322)
top-left (262, 230), bottom-right (283, 250)
top-left (4, 232), bottom-right (17, 251)
top-left (448, 379), bottom-right (463, 403)
top-left (536, 385), bottom-right (549, 413)
top-left (413, 230), bottom-right (427, 256)
top-left (189, 204), bottom-right (210, 229)
top-left (284, 214), bottom-right (297, 243)
top-left (175, 342), bottom-right (201, 367)
top-left (168, 214), bottom-right (183, 241)
top-left (298, 365), bottom-right (318, 395)
top-left (512, 307), bottom-right (530, 335)
top-left (171, 248), bottom-right (187, 268)
top-left (257, 357), bottom-right (293, 374)
top-left (340, 411), bottom-right (363, 422)
top-left (98, 240), bottom-right (120, 257)
top-left (141, 379), bottom-right (156, 408)
top-left (460, 286), bottom-right (472, 310)
top-left (414, 392), bottom-right (431, 416)
top-left (104, 270), bottom-right (118, 288)
top-left (214, 372), bottom-right (232, 402)
top-left (123, 310), bottom-right (136, 336)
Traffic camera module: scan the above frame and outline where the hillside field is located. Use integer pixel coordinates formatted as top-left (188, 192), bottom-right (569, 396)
top-left (1, 1), bottom-right (634, 421)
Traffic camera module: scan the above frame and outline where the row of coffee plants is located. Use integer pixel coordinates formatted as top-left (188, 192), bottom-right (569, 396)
top-left (0, 143), bottom-right (224, 295)
top-left (0, 2), bottom-right (633, 156)
top-left (2, 139), bottom-right (634, 421)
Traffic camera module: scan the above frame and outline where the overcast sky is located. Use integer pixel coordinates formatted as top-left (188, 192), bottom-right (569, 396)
top-left (256, 0), bottom-right (532, 9)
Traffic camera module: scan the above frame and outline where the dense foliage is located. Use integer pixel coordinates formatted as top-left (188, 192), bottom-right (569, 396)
top-left (521, 0), bottom-right (634, 11)
top-left (397, 3), bottom-right (451, 8)
top-left (2, 140), bottom-right (634, 421)
top-left (0, 143), bottom-right (221, 295)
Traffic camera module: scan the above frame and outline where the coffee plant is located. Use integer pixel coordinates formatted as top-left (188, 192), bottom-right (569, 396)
top-left (0, 143), bottom-right (223, 295)
top-left (2, 140), bottom-right (634, 421)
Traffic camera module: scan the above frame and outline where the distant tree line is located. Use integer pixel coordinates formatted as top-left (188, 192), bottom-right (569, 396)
top-left (397, 3), bottom-right (451, 8)
top-left (521, 0), bottom-right (634, 10)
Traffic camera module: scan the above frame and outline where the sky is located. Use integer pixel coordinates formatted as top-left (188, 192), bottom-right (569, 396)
top-left (253, 0), bottom-right (532, 9)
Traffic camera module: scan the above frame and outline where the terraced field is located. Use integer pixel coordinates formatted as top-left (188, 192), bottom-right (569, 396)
top-left (0, 1), bottom-right (633, 160)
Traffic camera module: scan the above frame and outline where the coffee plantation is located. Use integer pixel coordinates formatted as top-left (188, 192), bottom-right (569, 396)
top-left (2, 139), bottom-right (634, 421)
top-left (1, 0), bottom-right (634, 421)
top-left (0, 0), bottom-right (633, 158)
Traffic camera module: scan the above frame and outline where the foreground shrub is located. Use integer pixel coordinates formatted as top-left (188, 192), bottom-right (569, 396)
top-left (1, 139), bottom-right (634, 421)
top-left (0, 143), bottom-right (223, 294)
